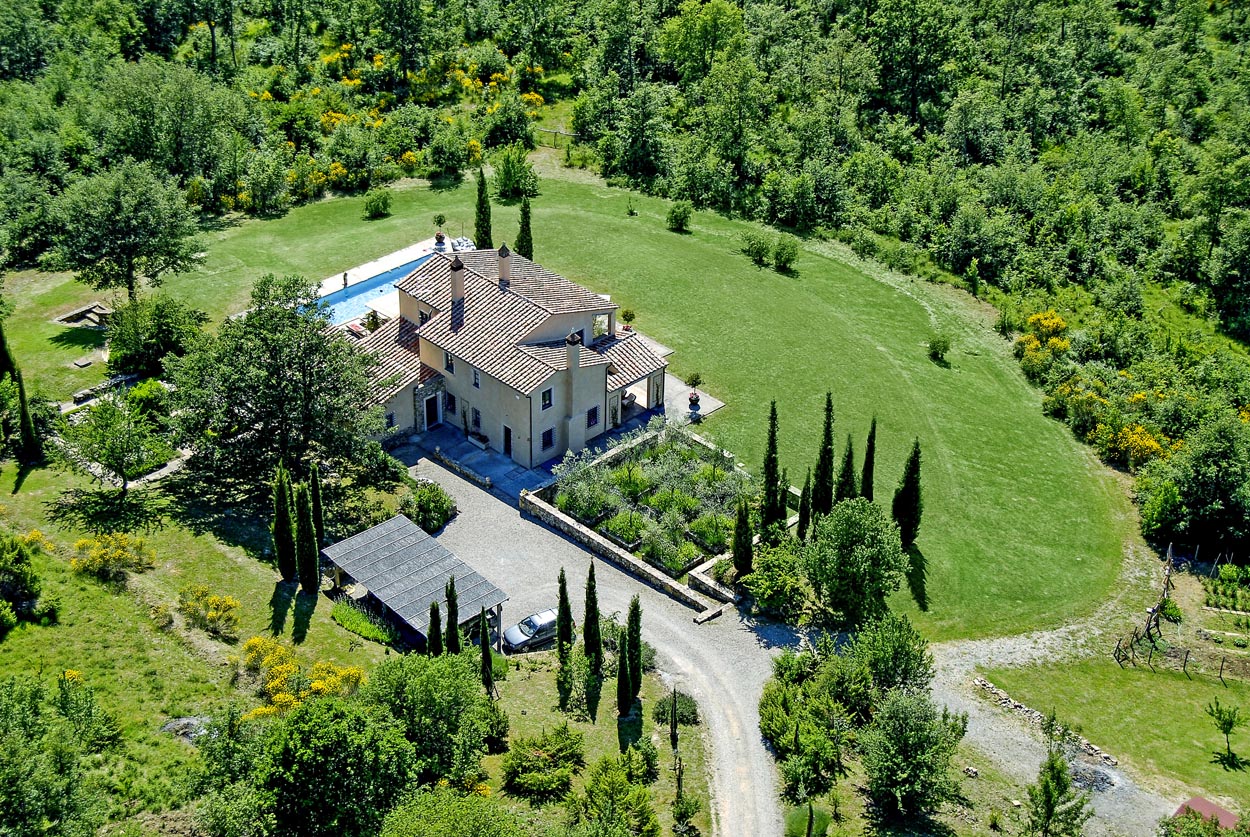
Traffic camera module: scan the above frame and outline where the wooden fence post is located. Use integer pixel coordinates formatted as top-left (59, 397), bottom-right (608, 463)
top-left (1183, 649), bottom-right (1190, 678)
top-left (1220, 656), bottom-right (1226, 685)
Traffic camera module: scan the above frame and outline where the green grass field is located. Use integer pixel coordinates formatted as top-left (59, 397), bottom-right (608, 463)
top-left (986, 659), bottom-right (1250, 806)
top-left (6, 171), bottom-right (1131, 641)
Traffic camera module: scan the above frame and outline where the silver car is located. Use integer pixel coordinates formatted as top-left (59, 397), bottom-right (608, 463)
top-left (502, 608), bottom-right (560, 653)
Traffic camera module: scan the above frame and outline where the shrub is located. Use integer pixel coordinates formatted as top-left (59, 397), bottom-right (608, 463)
top-left (646, 489), bottom-right (699, 519)
top-left (652, 689), bottom-right (700, 726)
top-left (928, 334), bottom-right (951, 362)
top-left (178, 585), bottom-right (241, 640)
top-left (667, 201), bottom-right (692, 232)
top-left (623, 737), bottom-right (659, 784)
top-left (331, 597), bottom-right (399, 645)
top-left (689, 513), bottom-right (733, 553)
top-left (493, 144), bottom-right (539, 199)
top-left (621, 309), bottom-right (636, 326)
top-left (773, 234), bottom-right (799, 271)
top-left (709, 558), bottom-right (737, 586)
top-left (70, 534), bottom-right (155, 583)
top-left (0, 600), bottom-right (16, 638)
top-left (126, 378), bottom-right (170, 422)
top-left (399, 480), bottom-right (457, 533)
top-left (743, 543), bottom-right (806, 620)
top-left (501, 722), bottom-right (585, 800)
top-left (363, 187), bottom-right (393, 219)
top-left (742, 230), bottom-right (772, 265)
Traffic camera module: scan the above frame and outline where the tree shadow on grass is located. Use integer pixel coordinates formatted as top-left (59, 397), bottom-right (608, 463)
top-left (617, 703), bottom-right (643, 753)
top-left (1212, 751), bottom-right (1246, 771)
top-left (586, 675), bottom-right (602, 724)
top-left (47, 328), bottom-right (106, 351)
top-left (268, 580), bottom-right (297, 636)
top-left (865, 810), bottom-right (957, 837)
top-left (292, 591), bottom-right (317, 644)
top-left (161, 469), bottom-right (271, 559)
top-left (906, 546), bottom-right (928, 612)
top-left (46, 487), bottom-right (168, 534)
top-left (11, 460), bottom-right (38, 495)
top-left (428, 172), bottom-right (465, 192)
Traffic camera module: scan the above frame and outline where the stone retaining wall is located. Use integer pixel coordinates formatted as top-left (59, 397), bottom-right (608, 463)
top-left (520, 490), bottom-right (709, 613)
top-left (688, 556), bottom-right (738, 604)
top-left (429, 446), bottom-right (493, 490)
top-left (974, 677), bottom-right (1119, 766)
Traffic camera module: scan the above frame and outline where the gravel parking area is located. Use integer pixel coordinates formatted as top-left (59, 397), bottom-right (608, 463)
top-left (413, 457), bottom-right (793, 837)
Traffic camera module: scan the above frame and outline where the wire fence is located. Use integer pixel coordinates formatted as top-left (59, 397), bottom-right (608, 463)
top-left (534, 128), bottom-right (580, 149)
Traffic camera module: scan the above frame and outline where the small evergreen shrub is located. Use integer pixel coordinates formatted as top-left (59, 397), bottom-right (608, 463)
top-left (928, 334), bottom-right (952, 362)
top-left (652, 689), bottom-right (700, 726)
top-left (666, 201), bottom-right (692, 232)
top-left (501, 722), bottom-right (585, 799)
top-left (362, 187), bottom-right (392, 219)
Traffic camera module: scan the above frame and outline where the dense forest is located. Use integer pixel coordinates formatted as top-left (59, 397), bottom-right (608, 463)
top-left (2, 0), bottom-right (1250, 554)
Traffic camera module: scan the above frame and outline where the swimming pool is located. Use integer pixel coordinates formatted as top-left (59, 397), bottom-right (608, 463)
top-left (322, 255), bottom-right (432, 324)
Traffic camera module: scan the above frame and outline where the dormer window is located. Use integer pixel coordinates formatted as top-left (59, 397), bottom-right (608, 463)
top-left (419, 309), bottom-right (430, 325)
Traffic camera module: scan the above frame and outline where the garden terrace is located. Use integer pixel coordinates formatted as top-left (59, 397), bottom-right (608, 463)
top-left (545, 418), bottom-right (752, 579)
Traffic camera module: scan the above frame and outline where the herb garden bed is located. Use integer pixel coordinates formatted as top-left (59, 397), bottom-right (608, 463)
top-left (546, 418), bottom-right (753, 580)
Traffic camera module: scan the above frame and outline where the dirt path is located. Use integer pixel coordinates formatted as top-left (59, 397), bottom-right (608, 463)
top-left (931, 540), bottom-right (1176, 836)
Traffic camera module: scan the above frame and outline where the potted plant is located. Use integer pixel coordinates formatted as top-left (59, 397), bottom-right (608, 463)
top-left (620, 308), bottom-right (636, 332)
top-left (685, 372), bottom-right (703, 406)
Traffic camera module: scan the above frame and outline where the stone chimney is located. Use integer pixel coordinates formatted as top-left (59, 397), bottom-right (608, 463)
top-left (565, 331), bottom-right (582, 396)
top-left (498, 242), bottom-right (512, 289)
top-left (450, 255), bottom-right (465, 305)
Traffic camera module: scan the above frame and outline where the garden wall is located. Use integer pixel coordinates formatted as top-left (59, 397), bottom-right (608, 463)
top-left (519, 490), bottom-right (711, 613)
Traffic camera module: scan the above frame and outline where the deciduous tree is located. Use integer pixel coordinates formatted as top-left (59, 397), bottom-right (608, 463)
top-left (803, 498), bottom-right (907, 626)
top-left (55, 392), bottom-right (166, 496)
top-left (861, 689), bottom-right (967, 819)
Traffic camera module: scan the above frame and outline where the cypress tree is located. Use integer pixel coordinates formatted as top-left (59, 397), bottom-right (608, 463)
top-left (15, 371), bottom-right (41, 464)
top-left (294, 483), bottom-right (319, 593)
top-left (0, 318), bottom-right (15, 381)
top-left (515, 196), bottom-right (534, 259)
top-left (732, 498), bottom-right (753, 578)
top-left (556, 566), bottom-right (573, 655)
top-left (893, 438), bottom-right (924, 550)
top-left (427, 601), bottom-right (444, 656)
top-left (812, 392), bottom-right (835, 517)
top-left (271, 467), bottom-right (297, 582)
top-left (309, 461), bottom-right (325, 546)
top-left (861, 416), bottom-right (877, 502)
top-left (616, 631), bottom-right (633, 717)
top-left (835, 434), bottom-right (858, 503)
top-left (479, 607), bottom-right (495, 697)
top-left (626, 594), bottom-right (643, 702)
top-left (761, 400), bottom-right (785, 533)
top-left (669, 686), bottom-right (679, 751)
top-left (798, 468), bottom-right (812, 541)
top-left (445, 576), bottom-right (461, 654)
top-left (474, 169), bottom-right (493, 249)
top-left (584, 563), bottom-right (603, 676)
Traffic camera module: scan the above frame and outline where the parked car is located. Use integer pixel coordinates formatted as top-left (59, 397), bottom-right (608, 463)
top-left (502, 608), bottom-right (561, 653)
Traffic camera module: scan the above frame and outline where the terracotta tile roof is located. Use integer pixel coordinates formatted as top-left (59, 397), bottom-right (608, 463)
top-left (597, 332), bottom-right (668, 392)
top-left (519, 341), bottom-right (613, 371)
top-left (354, 317), bottom-right (441, 406)
top-left (397, 250), bottom-right (613, 315)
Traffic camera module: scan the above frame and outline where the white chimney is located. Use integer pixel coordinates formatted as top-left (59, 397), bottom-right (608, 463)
top-left (498, 242), bottom-right (512, 289)
top-left (450, 255), bottom-right (465, 304)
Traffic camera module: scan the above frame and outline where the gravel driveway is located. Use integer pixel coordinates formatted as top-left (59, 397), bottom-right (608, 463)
top-left (413, 457), bottom-right (793, 837)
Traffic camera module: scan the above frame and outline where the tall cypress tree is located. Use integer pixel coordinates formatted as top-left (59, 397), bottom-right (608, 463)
top-left (616, 631), bottom-right (633, 717)
top-left (271, 466), bottom-right (297, 582)
top-left (294, 482), bottom-right (319, 593)
top-left (556, 566), bottom-right (573, 658)
top-left (0, 318), bottom-right (15, 381)
top-left (761, 400), bottom-right (785, 534)
top-left (427, 601), bottom-right (444, 656)
top-left (15, 371), bottom-right (41, 464)
top-left (812, 392), bottom-right (835, 517)
top-left (309, 461), bottom-right (325, 546)
top-left (584, 562), bottom-right (603, 676)
top-left (669, 686), bottom-right (679, 751)
top-left (474, 169), bottom-right (493, 249)
top-left (515, 196), bottom-right (533, 259)
top-left (797, 468), bottom-right (812, 541)
top-left (893, 438), bottom-right (924, 549)
top-left (732, 498), bottom-right (753, 578)
top-left (479, 607), bottom-right (495, 697)
top-left (861, 416), bottom-right (877, 502)
top-left (445, 576), bottom-right (461, 654)
top-left (626, 594), bottom-right (643, 701)
top-left (835, 434), bottom-right (858, 503)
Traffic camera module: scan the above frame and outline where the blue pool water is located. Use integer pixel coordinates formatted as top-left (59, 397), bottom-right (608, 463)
top-left (323, 255), bottom-right (432, 324)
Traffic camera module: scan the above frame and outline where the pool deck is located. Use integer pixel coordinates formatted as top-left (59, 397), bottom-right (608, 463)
top-left (317, 238), bottom-right (441, 297)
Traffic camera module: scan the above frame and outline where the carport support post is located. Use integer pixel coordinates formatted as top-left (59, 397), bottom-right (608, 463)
top-left (495, 604), bottom-right (503, 653)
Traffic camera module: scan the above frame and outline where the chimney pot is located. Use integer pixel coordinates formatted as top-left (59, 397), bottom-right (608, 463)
top-left (450, 255), bottom-right (465, 305)
top-left (498, 243), bottom-right (512, 287)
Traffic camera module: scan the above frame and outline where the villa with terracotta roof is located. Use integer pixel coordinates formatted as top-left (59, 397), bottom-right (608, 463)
top-left (351, 245), bottom-right (668, 468)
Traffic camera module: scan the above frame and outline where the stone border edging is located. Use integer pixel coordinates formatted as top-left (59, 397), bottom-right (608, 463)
top-left (688, 556), bottom-right (738, 604)
top-left (430, 446), bottom-right (494, 489)
top-left (520, 489), bottom-right (710, 613)
top-left (973, 677), bottom-right (1119, 767)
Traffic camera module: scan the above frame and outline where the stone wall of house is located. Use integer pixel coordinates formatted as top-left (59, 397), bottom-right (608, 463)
top-left (519, 490), bottom-right (709, 612)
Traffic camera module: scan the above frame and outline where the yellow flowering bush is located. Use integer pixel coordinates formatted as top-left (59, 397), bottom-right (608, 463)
top-left (240, 636), bottom-right (365, 720)
top-left (71, 534), bottom-right (155, 583)
top-left (399, 150), bottom-right (420, 173)
top-left (19, 529), bottom-right (55, 553)
top-left (327, 161), bottom-right (349, 184)
top-left (1027, 309), bottom-right (1068, 341)
top-left (177, 585), bottom-right (241, 640)
top-left (520, 91), bottom-right (544, 109)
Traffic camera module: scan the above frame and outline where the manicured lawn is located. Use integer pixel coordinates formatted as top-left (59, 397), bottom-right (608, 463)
top-left (985, 659), bottom-right (1250, 806)
top-left (483, 652), bottom-right (713, 837)
top-left (7, 169), bottom-right (1131, 641)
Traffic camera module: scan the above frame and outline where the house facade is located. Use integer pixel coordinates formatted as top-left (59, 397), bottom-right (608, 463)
top-left (353, 246), bottom-right (668, 468)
